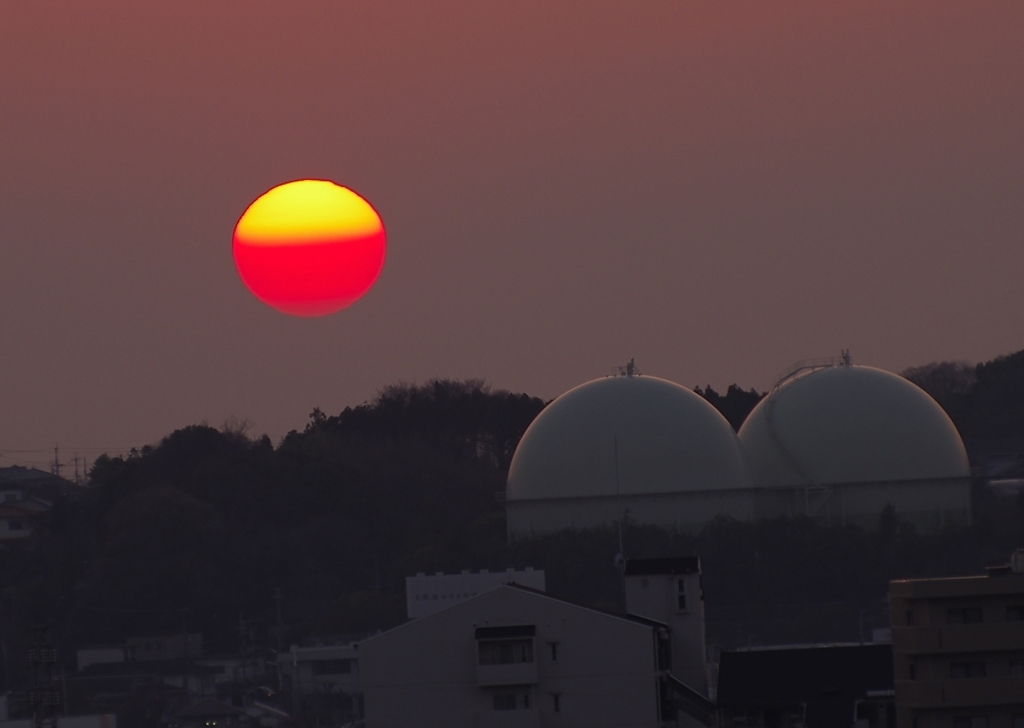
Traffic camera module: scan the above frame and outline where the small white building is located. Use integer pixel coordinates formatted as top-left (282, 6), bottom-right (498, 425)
top-left (406, 568), bottom-right (546, 619)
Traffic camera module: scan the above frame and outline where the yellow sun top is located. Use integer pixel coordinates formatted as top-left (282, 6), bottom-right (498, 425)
top-left (235, 180), bottom-right (383, 246)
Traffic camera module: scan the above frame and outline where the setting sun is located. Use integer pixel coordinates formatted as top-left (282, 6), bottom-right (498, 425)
top-left (232, 180), bottom-right (386, 316)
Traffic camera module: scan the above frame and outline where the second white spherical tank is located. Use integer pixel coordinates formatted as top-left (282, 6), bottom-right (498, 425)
top-left (737, 365), bottom-right (970, 488)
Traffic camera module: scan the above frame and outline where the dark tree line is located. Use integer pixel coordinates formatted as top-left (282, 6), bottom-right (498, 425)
top-left (693, 384), bottom-right (764, 431)
top-left (904, 350), bottom-right (1024, 443)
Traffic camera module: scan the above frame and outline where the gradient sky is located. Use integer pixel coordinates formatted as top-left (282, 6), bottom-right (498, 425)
top-left (2, 1), bottom-right (1022, 470)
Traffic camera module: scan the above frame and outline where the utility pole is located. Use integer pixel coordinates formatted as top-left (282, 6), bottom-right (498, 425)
top-left (273, 589), bottom-right (285, 694)
top-left (178, 608), bottom-right (192, 659)
top-left (51, 447), bottom-right (61, 479)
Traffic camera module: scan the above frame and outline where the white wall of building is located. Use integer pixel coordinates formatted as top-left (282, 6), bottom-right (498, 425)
top-left (359, 585), bottom-right (667, 728)
top-left (624, 563), bottom-right (707, 696)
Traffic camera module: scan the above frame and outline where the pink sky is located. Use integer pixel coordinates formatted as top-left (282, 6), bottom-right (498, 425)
top-left (1, 1), bottom-right (1022, 469)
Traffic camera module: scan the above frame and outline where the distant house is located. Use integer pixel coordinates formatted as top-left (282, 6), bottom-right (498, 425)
top-left (0, 503), bottom-right (39, 541)
top-left (126, 633), bottom-right (203, 662)
top-left (76, 646), bottom-right (126, 671)
top-left (67, 659), bottom-right (218, 718)
top-left (281, 644), bottom-right (358, 697)
top-left (715, 643), bottom-right (895, 728)
top-left (0, 465), bottom-right (79, 542)
top-left (0, 488), bottom-right (50, 541)
top-left (279, 644), bottom-right (360, 726)
top-left (0, 465), bottom-right (78, 495)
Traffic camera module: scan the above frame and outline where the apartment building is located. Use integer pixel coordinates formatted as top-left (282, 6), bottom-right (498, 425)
top-left (890, 551), bottom-right (1024, 728)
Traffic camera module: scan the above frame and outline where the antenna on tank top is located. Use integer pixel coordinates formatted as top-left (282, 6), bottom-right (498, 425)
top-left (612, 358), bottom-right (635, 575)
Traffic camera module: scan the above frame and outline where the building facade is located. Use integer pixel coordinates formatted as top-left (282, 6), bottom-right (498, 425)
top-left (358, 584), bottom-right (683, 728)
top-left (890, 552), bottom-right (1024, 728)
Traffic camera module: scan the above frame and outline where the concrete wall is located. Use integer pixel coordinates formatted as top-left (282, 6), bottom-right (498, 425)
top-left (505, 489), bottom-right (755, 540)
top-left (506, 476), bottom-right (971, 540)
top-left (752, 477), bottom-right (972, 532)
top-left (359, 585), bottom-right (663, 728)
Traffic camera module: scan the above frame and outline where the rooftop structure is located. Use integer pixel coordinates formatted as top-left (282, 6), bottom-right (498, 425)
top-left (406, 568), bottom-right (545, 619)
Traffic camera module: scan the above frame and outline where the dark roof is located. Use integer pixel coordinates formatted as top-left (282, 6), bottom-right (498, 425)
top-left (623, 556), bottom-right (700, 576)
top-left (505, 583), bottom-right (668, 629)
top-left (475, 625), bottom-right (535, 639)
top-left (176, 699), bottom-right (244, 718)
top-left (79, 659), bottom-right (219, 678)
top-left (0, 505), bottom-right (41, 518)
top-left (0, 467), bottom-right (57, 483)
top-left (667, 674), bottom-right (716, 726)
top-left (716, 644), bottom-right (894, 710)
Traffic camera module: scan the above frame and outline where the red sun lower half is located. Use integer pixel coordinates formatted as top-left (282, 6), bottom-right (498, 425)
top-left (232, 180), bottom-right (387, 317)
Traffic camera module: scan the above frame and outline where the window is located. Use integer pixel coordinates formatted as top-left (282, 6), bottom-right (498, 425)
top-left (479, 639), bottom-right (533, 665)
top-left (552, 694), bottom-right (561, 714)
top-left (522, 693), bottom-right (530, 709)
top-left (948, 607), bottom-right (983, 624)
top-left (493, 694), bottom-right (516, 711)
top-left (4, 493), bottom-right (17, 502)
top-left (1008, 606), bottom-right (1024, 621)
top-left (311, 658), bottom-right (352, 675)
top-left (1010, 660), bottom-right (1024, 677)
top-left (7, 520), bottom-right (23, 531)
top-left (548, 642), bottom-right (559, 662)
top-left (953, 717), bottom-right (988, 728)
top-left (950, 662), bottom-right (986, 679)
top-left (677, 579), bottom-right (687, 611)
top-left (906, 610), bottom-right (914, 626)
